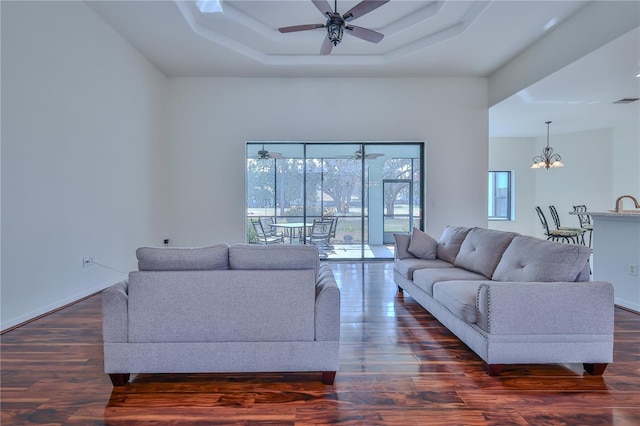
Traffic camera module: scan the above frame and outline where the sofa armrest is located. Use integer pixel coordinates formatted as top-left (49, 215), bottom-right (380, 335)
top-left (476, 281), bottom-right (614, 335)
top-left (102, 280), bottom-right (129, 343)
top-left (315, 264), bottom-right (340, 341)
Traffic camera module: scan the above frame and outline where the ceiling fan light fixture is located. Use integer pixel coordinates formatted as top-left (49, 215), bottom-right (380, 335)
top-left (327, 15), bottom-right (344, 46)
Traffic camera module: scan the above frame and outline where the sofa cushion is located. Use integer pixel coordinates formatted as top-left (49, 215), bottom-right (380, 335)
top-left (408, 228), bottom-right (438, 260)
top-left (413, 267), bottom-right (486, 297)
top-left (394, 257), bottom-right (454, 281)
top-left (394, 233), bottom-right (414, 260)
top-left (229, 244), bottom-right (320, 275)
top-left (454, 228), bottom-right (518, 278)
top-left (137, 244), bottom-right (230, 271)
top-left (437, 226), bottom-right (472, 264)
top-left (492, 235), bottom-right (592, 282)
top-left (432, 281), bottom-right (484, 324)
top-left (128, 270), bottom-right (316, 343)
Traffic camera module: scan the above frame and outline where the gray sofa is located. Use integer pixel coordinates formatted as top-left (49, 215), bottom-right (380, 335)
top-left (394, 226), bottom-right (614, 376)
top-left (102, 243), bottom-right (340, 386)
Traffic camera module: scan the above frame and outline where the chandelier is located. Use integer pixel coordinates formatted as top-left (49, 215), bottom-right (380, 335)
top-left (531, 121), bottom-right (564, 169)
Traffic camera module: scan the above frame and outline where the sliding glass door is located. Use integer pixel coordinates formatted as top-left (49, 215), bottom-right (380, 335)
top-left (246, 142), bottom-right (423, 260)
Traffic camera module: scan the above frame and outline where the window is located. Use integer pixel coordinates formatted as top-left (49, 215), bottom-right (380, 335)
top-left (488, 171), bottom-right (513, 220)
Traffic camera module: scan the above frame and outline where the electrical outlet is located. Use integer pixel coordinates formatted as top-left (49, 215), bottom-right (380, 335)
top-left (629, 264), bottom-right (638, 276)
top-left (83, 256), bottom-right (94, 268)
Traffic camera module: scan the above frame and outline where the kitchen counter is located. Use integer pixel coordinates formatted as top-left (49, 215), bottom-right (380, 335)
top-left (573, 210), bottom-right (640, 217)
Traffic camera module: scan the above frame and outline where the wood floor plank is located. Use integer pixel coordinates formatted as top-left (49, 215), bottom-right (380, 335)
top-left (1, 262), bottom-right (639, 425)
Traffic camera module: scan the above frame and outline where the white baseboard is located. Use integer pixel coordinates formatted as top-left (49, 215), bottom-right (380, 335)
top-left (1, 277), bottom-right (124, 332)
top-left (614, 297), bottom-right (640, 314)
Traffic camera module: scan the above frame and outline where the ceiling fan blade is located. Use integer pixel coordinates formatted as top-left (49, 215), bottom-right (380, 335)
top-left (320, 36), bottom-right (334, 55)
top-left (345, 25), bottom-right (384, 43)
top-left (279, 24), bottom-right (324, 33)
top-left (257, 152), bottom-right (284, 160)
top-left (312, 0), bottom-right (333, 17)
top-left (365, 153), bottom-right (384, 159)
top-left (343, 0), bottom-right (389, 22)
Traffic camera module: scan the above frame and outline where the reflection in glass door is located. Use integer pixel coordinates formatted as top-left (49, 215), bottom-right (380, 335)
top-left (306, 144), bottom-right (364, 258)
top-left (383, 179), bottom-right (413, 244)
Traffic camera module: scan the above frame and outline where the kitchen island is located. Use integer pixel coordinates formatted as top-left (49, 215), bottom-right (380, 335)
top-left (576, 210), bottom-right (640, 312)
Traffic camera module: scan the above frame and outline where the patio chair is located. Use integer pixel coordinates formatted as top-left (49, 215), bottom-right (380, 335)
top-left (549, 205), bottom-right (586, 244)
top-left (304, 219), bottom-right (333, 257)
top-left (323, 216), bottom-right (338, 248)
top-left (251, 218), bottom-right (283, 245)
top-left (535, 206), bottom-right (581, 244)
top-left (259, 216), bottom-right (275, 231)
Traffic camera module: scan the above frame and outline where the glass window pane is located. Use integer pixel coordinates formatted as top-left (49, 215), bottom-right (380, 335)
top-left (246, 142), bottom-right (423, 259)
top-left (488, 171), bottom-right (512, 220)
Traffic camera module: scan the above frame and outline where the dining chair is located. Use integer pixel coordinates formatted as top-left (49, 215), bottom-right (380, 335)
top-left (573, 205), bottom-right (593, 247)
top-left (548, 205), bottom-right (587, 245)
top-left (535, 206), bottom-right (581, 244)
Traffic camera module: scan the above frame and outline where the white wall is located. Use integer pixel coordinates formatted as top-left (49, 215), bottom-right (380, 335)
top-left (1, 2), bottom-right (169, 330)
top-left (166, 77), bottom-right (489, 246)
top-left (488, 137), bottom-right (537, 235)
top-left (612, 122), bottom-right (640, 202)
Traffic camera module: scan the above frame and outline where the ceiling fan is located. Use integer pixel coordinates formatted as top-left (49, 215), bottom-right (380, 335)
top-left (337, 148), bottom-right (384, 160)
top-left (254, 144), bottom-right (283, 160)
top-left (278, 0), bottom-right (389, 55)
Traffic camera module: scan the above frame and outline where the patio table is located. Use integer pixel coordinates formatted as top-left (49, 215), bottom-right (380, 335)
top-left (270, 223), bottom-right (313, 244)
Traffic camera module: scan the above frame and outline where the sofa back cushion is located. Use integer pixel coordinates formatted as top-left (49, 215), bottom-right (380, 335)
top-left (437, 226), bottom-right (472, 263)
top-left (455, 228), bottom-right (518, 278)
top-left (394, 233), bottom-right (414, 260)
top-left (128, 270), bottom-right (316, 343)
top-left (407, 228), bottom-right (438, 260)
top-left (492, 235), bottom-right (592, 282)
top-left (137, 243), bottom-right (230, 271)
top-left (229, 244), bottom-right (320, 276)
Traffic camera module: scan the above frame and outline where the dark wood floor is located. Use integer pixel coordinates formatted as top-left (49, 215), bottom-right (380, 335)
top-left (2, 263), bottom-right (639, 425)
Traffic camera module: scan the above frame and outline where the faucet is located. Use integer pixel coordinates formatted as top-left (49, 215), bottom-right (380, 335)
top-left (615, 195), bottom-right (640, 212)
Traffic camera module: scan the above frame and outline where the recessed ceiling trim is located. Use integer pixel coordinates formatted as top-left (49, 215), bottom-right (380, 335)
top-left (376, 1), bottom-right (444, 35)
top-left (210, 1), bottom-right (448, 42)
top-left (387, 21), bottom-right (465, 61)
top-left (177, 0), bottom-right (386, 66)
top-left (177, 0), bottom-right (490, 64)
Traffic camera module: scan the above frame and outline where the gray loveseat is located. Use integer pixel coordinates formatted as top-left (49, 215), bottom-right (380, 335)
top-left (394, 226), bottom-right (614, 376)
top-left (102, 243), bottom-right (340, 386)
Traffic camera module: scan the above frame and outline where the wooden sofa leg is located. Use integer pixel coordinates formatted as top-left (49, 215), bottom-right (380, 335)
top-left (109, 373), bottom-right (130, 386)
top-left (583, 363), bottom-right (608, 375)
top-left (322, 371), bottom-right (336, 385)
top-left (483, 362), bottom-right (502, 376)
